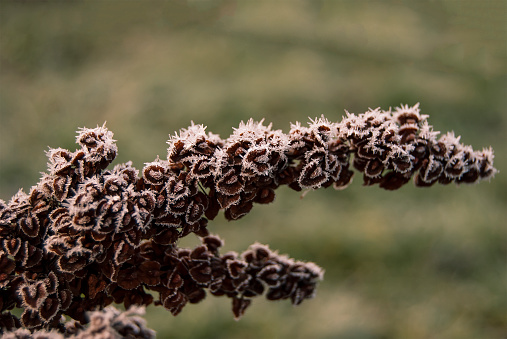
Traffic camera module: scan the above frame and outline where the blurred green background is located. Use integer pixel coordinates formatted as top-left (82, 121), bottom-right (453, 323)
top-left (1, 1), bottom-right (506, 338)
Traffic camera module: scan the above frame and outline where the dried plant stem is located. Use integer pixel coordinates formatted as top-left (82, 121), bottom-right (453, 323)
top-left (0, 104), bottom-right (496, 338)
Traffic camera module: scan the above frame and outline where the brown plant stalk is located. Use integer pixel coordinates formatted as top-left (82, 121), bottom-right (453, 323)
top-left (0, 104), bottom-right (496, 338)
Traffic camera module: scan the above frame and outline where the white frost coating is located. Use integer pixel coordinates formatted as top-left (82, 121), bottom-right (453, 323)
top-left (76, 123), bottom-right (118, 161)
top-left (229, 118), bottom-right (271, 142)
top-left (393, 102), bottom-right (428, 123)
top-left (418, 121), bottom-right (440, 142)
top-left (168, 122), bottom-right (209, 151)
top-left (307, 115), bottom-right (338, 146)
top-left (227, 118), bottom-right (290, 150)
top-left (209, 147), bottom-right (229, 177)
top-left (478, 147), bottom-right (497, 180)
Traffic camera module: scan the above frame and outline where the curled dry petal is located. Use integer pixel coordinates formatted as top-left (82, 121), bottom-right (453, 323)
top-left (232, 297), bottom-right (251, 320)
top-left (143, 161), bottom-right (168, 186)
top-left (20, 281), bottom-right (48, 310)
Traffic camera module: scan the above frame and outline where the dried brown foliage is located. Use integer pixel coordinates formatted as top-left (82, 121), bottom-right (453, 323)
top-left (0, 105), bottom-right (496, 337)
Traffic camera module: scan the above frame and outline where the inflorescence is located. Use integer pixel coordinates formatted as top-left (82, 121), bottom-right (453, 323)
top-left (0, 104), bottom-right (496, 337)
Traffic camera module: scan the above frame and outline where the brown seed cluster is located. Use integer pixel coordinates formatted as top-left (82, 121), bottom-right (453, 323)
top-left (340, 104), bottom-right (496, 189)
top-left (0, 104), bottom-right (496, 337)
top-left (3, 306), bottom-right (155, 339)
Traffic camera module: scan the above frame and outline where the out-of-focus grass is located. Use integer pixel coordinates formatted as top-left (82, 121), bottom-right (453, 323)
top-left (1, 1), bottom-right (505, 338)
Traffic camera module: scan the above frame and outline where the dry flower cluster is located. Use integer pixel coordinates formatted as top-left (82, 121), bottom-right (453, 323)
top-left (3, 306), bottom-right (155, 339)
top-left (0, 104), bottom-right (496, 338)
